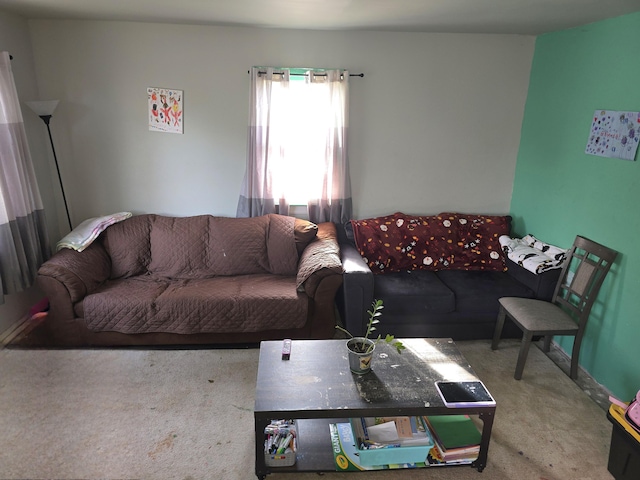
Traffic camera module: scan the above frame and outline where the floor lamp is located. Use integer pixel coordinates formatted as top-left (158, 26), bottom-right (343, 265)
top-left (26, 100), bottom-right (73, 232)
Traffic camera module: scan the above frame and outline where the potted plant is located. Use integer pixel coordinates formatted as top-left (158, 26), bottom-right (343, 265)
top-left (335, 299), bottom-right (405, 374)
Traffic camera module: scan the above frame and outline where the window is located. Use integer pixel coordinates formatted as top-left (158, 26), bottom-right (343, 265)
top-left (237, 67), bottom-right (352, 224)
top-left (267, 72), bottom-right (333, 204)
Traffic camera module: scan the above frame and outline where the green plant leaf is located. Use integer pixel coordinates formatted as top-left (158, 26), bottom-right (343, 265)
top-left (341, 299), bottom-right (404, 355)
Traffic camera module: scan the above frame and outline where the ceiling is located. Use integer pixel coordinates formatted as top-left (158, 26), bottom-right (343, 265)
top-left (1, 0), bottom-right (640, 35)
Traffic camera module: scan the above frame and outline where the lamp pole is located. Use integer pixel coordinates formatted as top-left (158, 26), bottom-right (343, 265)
top-left (26, 100), bottom-right (73, 232)
top-left (38, 114), bottom-right (72, 231)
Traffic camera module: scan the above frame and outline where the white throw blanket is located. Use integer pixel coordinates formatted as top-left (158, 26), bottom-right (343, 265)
top-left (499, 234), bottom-right (567, 274)
top-left (56, 212), bottom-right (132, 252)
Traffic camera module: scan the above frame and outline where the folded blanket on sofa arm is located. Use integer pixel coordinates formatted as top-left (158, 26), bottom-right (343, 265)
top-left (499, 234), bottom-right (567, 274)
top-left (57, 212), bottom-right (132, 252)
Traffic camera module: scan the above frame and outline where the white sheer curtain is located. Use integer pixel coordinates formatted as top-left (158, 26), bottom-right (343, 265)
top-left (306, 69), bottom-right (352, 224)
top-left (237, 67), bottom-right (291, 217)
top-left (237, 66), bottom-right (352, 224)
top-left (0, 51), bottom-right (51, 304)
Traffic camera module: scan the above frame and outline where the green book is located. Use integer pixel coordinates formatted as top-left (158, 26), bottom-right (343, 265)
top-left (424, 415), bottom-right (481, 450)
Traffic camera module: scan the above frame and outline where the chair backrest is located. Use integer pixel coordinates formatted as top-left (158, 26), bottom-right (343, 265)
top-left (553, 235), bottom-right (617, 328)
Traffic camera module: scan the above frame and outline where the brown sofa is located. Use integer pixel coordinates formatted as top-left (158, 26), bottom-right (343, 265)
top-left (28, 213), bottom-right (343, 347)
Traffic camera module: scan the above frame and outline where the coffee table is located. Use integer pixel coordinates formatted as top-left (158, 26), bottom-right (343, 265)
top-left (254, 338), bottom-right (495, 478)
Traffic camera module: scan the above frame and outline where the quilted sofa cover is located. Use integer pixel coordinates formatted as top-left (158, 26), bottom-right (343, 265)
top-left (32, 214), bottom-right (343, 347)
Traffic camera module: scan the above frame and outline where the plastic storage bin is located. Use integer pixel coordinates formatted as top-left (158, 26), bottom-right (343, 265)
top-left (264, 420), bottom-right (297, 467)
top-left (349, 417), bottom-right (433, 466)
top-left (607, 404), bottom-right (640, 480)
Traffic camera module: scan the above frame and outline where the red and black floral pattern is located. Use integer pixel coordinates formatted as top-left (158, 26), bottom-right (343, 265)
top-left (351, 212), bottom-right (511, 273)
top-left (441, 212), bottom-right (511, 271)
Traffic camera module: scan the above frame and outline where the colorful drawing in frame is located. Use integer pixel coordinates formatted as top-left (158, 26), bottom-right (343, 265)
top-left (585, 110), bottom-right (640, 161)
top-left (148, 87), bottom-right (183, 134)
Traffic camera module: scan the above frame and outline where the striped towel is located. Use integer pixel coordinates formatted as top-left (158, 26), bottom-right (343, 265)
top-left (56, 212), bottom-right (132, 252)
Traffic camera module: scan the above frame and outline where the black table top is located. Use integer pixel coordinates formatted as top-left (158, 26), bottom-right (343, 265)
top-left (255, 338), bottom-right (483, 416)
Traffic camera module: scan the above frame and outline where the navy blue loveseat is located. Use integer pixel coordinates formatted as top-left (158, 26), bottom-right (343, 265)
top-left (335, 213), bottom-right (560, 340)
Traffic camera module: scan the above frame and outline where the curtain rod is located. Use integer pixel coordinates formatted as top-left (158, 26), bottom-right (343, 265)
top-left (249, 70), bottom-right (363, 78)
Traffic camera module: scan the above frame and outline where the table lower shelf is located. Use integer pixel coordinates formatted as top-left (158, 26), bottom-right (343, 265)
top-left (264, 418), bottom-right (343, 474)
top-left (258, 417), bottom-right (482, 477)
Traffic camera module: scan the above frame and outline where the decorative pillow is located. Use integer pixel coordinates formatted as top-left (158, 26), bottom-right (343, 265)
top-left (440, 212), bottom-right (511, 271)
top-left (294, 218), bottom-right (318, 256)
top-left (350, 213), bottom-right (457, 273)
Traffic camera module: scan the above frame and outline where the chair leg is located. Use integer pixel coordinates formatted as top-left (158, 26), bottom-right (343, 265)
top-left (491, 306), bottom-right (506, 350)
top-left (569, 335), bottom-right (583, 380)
top-left (514, 331), bottom-right (534, 380)
top-left (542, 335), bottom-right (552, 353)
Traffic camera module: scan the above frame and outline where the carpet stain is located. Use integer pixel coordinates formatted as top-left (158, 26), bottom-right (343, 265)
top-left (148, 431), bottom-right (177, 459)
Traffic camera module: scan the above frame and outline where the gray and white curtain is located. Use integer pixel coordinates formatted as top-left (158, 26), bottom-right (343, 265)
top-left (0, 51), bottom-right (51, 304)
top-left (237, 66), bottom-right (352, 224)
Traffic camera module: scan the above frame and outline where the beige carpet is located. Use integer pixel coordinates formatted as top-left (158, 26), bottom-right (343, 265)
top-left (0, 339), bottom-right (613, 480)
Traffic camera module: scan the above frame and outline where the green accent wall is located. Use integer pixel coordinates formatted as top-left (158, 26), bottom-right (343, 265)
top-left (511, 12), bottom-right (640, 398)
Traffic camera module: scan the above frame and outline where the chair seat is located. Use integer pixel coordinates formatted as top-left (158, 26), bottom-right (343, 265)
top-left (499, 297), bottom-right (579, 335)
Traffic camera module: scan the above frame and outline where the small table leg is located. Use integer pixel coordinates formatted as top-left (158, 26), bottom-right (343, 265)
top-left (472, 409), bottom-right (495, 472)
top-left (255, 416), bottom-right (270, 479)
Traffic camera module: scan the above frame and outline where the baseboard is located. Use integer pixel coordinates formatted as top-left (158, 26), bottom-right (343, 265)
top-left (545, 340), bottom-right (612, 411)
top-left (0, 314), bottom-right (31, 349)
top-left (0, 313), bottom-right (47, 350)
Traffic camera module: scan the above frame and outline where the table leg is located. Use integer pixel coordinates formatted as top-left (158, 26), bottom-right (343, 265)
top-left (472, 410), bottom-right (495, 472)
top-left (255, 416), bottom-right (270, 479)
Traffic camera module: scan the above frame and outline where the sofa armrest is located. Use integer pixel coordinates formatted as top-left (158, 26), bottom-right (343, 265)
top-left (296, 222), bottom-right (343, 297)
top-left (505, 258), bottom-right (561, 300)
top-left (335, 243), bottom-right (374, 337)
top-left (37, 241), bottom-right (111, 303)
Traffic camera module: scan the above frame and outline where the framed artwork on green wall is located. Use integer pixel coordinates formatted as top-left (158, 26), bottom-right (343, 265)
top-left (585, 110), bottom-right (639, 161)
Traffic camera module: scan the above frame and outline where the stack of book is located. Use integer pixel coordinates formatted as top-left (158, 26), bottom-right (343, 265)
top-left (423, 415), bottom-right (481, 465)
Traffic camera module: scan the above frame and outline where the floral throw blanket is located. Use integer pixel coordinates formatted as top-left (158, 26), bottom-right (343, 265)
top-left (350, 212), bottom-right (511, 273)
top-left (499, 234), bottom-right (567, 274)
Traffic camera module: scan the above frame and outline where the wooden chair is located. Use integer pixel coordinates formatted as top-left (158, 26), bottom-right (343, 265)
top-left (491, 235), bottom-right (617, 380)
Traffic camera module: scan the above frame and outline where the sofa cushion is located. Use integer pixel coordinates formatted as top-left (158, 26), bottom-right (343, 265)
top-left (436, 269), bottom-right (535, 316)
top-left (104, 213), bottom-right (304, 279)
top-left (440, 212), bottom-right (511, 271)
top-left (294, 218), bottom-right (318, 256)
top-left (207, 215), bottom-right (300, 276)
top-left (103, 214), bottom-right (154, 279)
top-left (374, 270), bottom-right (455, 314)
top-left (144, 214), bottom-right (300, 278)
top-left (266, 214), bottom-right (299, 275)
top-left (350, 213), bottom-right (457, 273)
top-left (149, 215), bottom-right (213, 278)
top-left (83, 274), bottom-right (308, 334)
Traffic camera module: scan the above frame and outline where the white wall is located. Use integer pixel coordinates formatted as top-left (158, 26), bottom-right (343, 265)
top-left (0, 10), bottom-right (57, 332)
top-left (28, 20), bottom-right (535, 227)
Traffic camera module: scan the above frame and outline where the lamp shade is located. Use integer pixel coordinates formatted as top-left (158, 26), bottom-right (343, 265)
top-left (26, 100), bottom-right (59, 116)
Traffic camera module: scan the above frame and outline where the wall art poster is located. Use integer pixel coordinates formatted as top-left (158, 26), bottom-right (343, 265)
top-left (148, 87), bottom-right (183, 134)
top-left (585, 110), bottom-right (640, 161)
